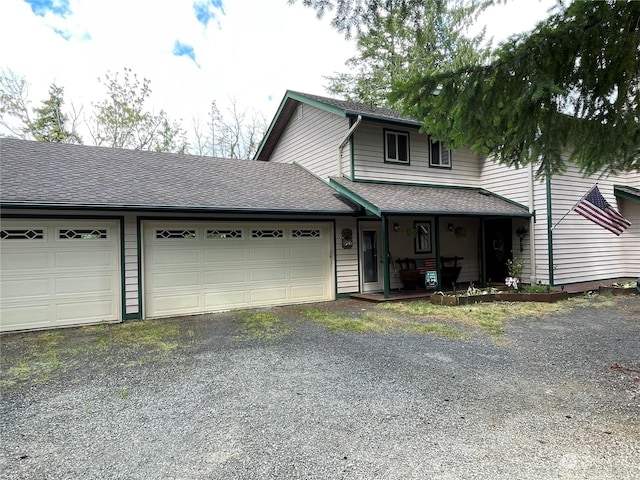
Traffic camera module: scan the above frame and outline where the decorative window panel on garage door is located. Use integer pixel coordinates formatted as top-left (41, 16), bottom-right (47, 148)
top-left (143, 222), bottom-right (334, 318)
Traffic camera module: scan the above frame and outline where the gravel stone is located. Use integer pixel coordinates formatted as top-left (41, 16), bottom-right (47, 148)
top-left (1, 296), bottom-right (639, 479)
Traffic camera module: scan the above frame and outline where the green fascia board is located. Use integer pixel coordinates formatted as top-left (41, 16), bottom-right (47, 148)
top-left (614, 184), bottom-right (640, 203)
top-left (328, 179), bottom-right (381, 217)
top-left (286, 91), bottom-right (349, 117)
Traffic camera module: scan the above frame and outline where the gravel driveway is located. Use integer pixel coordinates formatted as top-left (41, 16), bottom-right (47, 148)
top-left (1, 296), bottom-right (639, 479)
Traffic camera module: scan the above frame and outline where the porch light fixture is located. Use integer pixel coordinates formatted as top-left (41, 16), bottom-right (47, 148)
top-left (516, 226), bottom-right (528, 252)
top-left (393, 223), bottom-right (401, 232)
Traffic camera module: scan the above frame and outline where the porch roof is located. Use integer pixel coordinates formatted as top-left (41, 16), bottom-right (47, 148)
top-left (328, 177), bottom-right (531, 217)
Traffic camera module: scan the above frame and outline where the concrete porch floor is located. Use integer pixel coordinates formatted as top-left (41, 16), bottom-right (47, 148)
top-left (351, 278), bottom-right (637, 303)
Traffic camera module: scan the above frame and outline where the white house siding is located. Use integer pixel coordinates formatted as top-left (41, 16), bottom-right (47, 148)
top-left (335, 217), bottom-right (359, 294)
top-left (269, 103), bottom-right (350, 180)
top-left (546, 167), bottom-right (638, 285)
top-left (123, 214), bottom-right (139, 317)
top-left (352, 121), bottom-right (482, 186)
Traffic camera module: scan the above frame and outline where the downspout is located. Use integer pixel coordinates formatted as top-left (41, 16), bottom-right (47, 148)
top-left (337, 115), bottom-right (362, 178)
top-left (528, 163), bottom-right (537, 284)
top-left (545, 160), bottom-right (555, 287)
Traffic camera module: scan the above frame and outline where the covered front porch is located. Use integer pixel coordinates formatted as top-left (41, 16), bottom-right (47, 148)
top-left (330, 177), bottom-right (532, 299)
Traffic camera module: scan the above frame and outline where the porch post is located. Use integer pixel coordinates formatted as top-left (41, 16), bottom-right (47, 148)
top-left (480, 218), bottom-right (487, 287)
top-left (434, 216), bottom-right (441, 290)
top-left (382, 215), bottom-right (390, 299)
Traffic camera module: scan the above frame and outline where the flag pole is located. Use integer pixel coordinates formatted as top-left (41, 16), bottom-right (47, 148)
top-left (551, 183), bottom-right (597, 231)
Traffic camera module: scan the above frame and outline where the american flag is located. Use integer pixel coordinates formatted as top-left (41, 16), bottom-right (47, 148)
top-left (573, 186), bottom-right (631, 236)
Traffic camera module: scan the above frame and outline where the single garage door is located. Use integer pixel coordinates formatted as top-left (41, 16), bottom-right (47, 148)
top-left (0, 219), bottom-right (121, 332)
top-left (143, 221), bottom-right (334, 318)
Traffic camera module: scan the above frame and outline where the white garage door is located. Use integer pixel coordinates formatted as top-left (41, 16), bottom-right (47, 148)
top-left (143, 222), bottom-right (334, 318)
top-left (0, 219), bottom-right (121, 332)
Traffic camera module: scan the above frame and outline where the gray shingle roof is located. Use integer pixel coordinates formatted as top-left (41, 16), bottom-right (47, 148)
top-left (288, 91), bottom-right (421, 126)
top-left (0, 138), bottom-right (359, 214)
top-left (329, 177), bottom-right (531, 217)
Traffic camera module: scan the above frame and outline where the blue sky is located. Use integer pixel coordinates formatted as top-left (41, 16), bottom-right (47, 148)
top-left (2, 0), bottom-right (554, 136)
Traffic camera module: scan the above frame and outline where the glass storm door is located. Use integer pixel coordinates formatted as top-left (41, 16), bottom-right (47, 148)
top-left (361, 227), bottom-right (383, 292)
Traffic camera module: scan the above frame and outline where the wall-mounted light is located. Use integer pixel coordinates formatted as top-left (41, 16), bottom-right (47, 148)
top-left (393, 223), bottom-right (401, 232)
top-left (341, 228), bottom-right (353, 249)
top-left (448, 223), bottom-right (454, 232)
top-left (516, 226), bottom-right (528, 252)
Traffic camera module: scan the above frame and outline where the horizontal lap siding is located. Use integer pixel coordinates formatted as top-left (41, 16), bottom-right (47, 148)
top-left (352, 122), bottom-right (481, 185)
top-left (124, 214), bottom-right (139, 315)
top-left (548, 167), bottom-right (638, 284)
top-left (270, 104), bottom-right (349, 180)
top-left (335, 217), bottom-right (359, 294)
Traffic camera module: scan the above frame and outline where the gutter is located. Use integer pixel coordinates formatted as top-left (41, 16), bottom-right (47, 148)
top-left (337, 115), bottom-right (362, 177)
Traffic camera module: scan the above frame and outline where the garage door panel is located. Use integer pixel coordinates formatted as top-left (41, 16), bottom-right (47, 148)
top-left (1, 251), bottom-right (48, 271)
top-left (204, 270), bottom-right (245, 284)
top-left (1, 306), bottom-right (50, 330)
top-left (144, 222), bottom-right (333, 318)
top-left (249, 247), bottom-right (286, 261)
top-left (250, 287), bottom-right (288, 303)
top-left (152, 293), bottom-right (201, 314)
top-left (290, 265), bottom-right (325, 280)
top-left (289, 246), bottom-right (325, 260)
top-left (152, 271), bottom-right (201, 289)
top-left (152, 249), bottom-right (200, 266)
top-left (204, 290), bottom-right (247, 309)
top-left (291, 284), bottom-right (327, 300)
top-left (1, 278), bottom-right (50, 299)
top-left (54, 250), bottom-right (113, 268)
top-left (250, 267), bottom-right (287, 282)
top-left (204, 248), bottom-right (246, 263)
top-left (56, 299), bottom-right (116, 322)
top-left (55, 275), bottom-right (116, 295)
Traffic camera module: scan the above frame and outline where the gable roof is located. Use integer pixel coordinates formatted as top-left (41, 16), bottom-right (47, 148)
top-left (329, 177), bottom-right (531, 218)
top-left (0, 138), bottom-right (359, 214)
top-left (254, 90), bottom-right (422, 161)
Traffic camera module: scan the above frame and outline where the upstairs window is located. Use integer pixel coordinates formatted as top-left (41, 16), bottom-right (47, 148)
top-left (429, 138), bottom-right (452, 168)
top-left (384, 130), bottom-right (410, 164)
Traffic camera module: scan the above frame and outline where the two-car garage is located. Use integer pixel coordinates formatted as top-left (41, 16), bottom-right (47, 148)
top-left (0, 218), bottom-right (335, 332)
top-left (142, 221), bottom-right (334, 318)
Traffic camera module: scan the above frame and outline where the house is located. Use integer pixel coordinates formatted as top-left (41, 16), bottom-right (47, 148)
top-left (254, 91), bottom-right (639, 294)
top-left (1, 91), bottom-right (638, 332)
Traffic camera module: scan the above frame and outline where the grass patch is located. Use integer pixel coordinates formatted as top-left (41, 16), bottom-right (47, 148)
top-left (299, 307), bottom-right (464, 339)
top-left (237, 311), bottom-right (293, 339)
top-left (1, 320), bottom-right (191, 390)
top-left (380, 300), bottom-right (570, 336)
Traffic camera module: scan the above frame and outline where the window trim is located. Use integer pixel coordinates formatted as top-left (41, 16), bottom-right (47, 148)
top-left (383, 129), bottom-right (410, 165)
top-left (429, 137), bottom-right (452, 169)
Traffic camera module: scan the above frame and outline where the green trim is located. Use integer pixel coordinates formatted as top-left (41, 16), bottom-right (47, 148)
top-left (286, 91), bottom-right (349, 117)
top-left (382, 216), bottom-right (390, 299)
top-left (614, 184), bottom-right (640, 203)
top-left (124, 312), bottom-right (141, 320)
top-left (328, 179), bottom-right (381, 217)
top-left (336, 292), bottom-right (354, 298)
top-left (480, 218), bottom-right (487, 287)
top-left (545, 167), bottom-right (555, 287)
top-left (434, 217), bottom-right (442, 290)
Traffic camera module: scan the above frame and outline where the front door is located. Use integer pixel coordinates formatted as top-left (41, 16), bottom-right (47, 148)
top-left (361, 225), bottom-right (383, 292)
top-left (484, 218), bottom-right (513, 284)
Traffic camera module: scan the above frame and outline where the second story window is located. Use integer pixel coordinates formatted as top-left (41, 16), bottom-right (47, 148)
top-left (429, 138), bottom-right (452, 168)
top-left (384, 130), bottom-right (410, 164)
